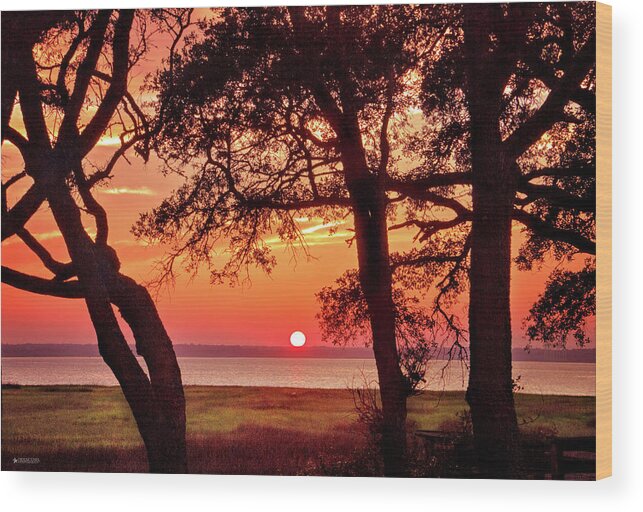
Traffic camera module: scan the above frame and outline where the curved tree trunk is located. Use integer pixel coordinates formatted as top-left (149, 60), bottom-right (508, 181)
top-left (46, 181), bottom-right (187, 473)
top-left (288, 5), bottom-right (407, 475)
top-left (463, 5), bottom-right (520, 478)
top-left (109, 275), bottom-right (187, 471)
top-left (354, 198), bottom-right (408, 477)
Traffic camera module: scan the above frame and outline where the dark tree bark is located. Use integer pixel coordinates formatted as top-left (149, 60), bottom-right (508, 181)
top-left (109, 274), bottom-right (187, 471)
top-left (459, 2), bottom-right (595, 477)
top-left (339, 117), bottom-right (408, 477)
top-left (463, 5), bottom-right (521, 478)
top-left (48, 181), bottom-right (187, 473)
top-left (1, 10), bottom-right (187, 473)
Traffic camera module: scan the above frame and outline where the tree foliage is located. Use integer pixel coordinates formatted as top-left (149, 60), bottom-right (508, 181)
top-left (524, 259), bottom-right (596, 348)
top-left (410, 2), bottom-right (598, 348)
top-left (317, 269), bottom-right (443, 395)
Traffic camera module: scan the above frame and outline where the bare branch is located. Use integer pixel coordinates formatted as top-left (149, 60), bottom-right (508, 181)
top-left (73, 165), bottom-right (109, 245)
top-left (16, 228), bottom-right (75, 279)
top-left (2, 170), bottom-right (27, 191)
top-left (516, 182), bottom-right (594, 212)
top-left (378, 68), bottom-right (395, 177)
top-left (389, 216), bottom-right (470, 242)
top-left (1, 266), bottom-right (83, 298)
top-left (78, 10), bottom-right (135, 157)
top-left (1, 183), bottom-right (46, 241)
top-left (54, 16), bottom-right (90, 104)
top-left (386, 172), bottom-right (472, 193)
top-left (59, 11), bottom-right (112, 141)
top-left (3, 126), bottom-right (29, 153)
top-left (522, 164), bottom-right (595, 181)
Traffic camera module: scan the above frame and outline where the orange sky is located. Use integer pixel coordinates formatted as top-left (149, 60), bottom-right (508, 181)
top-left (1, 137), bottom-right (592, 347)
top-left (0, 10), bottom-right (594, 349)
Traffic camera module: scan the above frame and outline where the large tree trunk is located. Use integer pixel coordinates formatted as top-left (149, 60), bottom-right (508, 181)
top-left (46, 179), bottom-right (187, 473)
top-left (292, 5), bottom-right (408, 473)
top-left (340, 120), bottom-right (408, 477)
top-left (109, 274), bottom-right (187, 471)
top-left (465, 150), bottom-right (521, 478)
top-left (356, 202), bottom-right (408, 478)
top-left (463, 5), bottom-right (521, 478)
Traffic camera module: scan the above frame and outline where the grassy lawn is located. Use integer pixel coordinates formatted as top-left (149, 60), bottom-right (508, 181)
top-left (1, 385), bottom-right (595, 475)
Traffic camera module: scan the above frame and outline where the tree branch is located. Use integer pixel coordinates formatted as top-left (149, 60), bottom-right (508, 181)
top-left (505, 32), bottom-right (596, 159)
top-left (55, 16), bottom-right (89, 105)
top-left (1, 266), bottom-right (83, 298)
top-left (59, 10), bottom-right (112, 139)
top-left (287, 7), bottom-right (345, 135)
top-left (73, 165), bottom-right (109, 245)
top-left (388, 181), bottom-right (472, 219)
top-left (16, 228), bottom-right (75, 278)
top-left (78, 10), bottom-right (135, 157)
top-left (16, 44), bottom-right (51, 150)
top-left (522, 164), bottom-right (595, 181)
top-left (389, 215), bottom-right (470, 242)
top-left (1, 183), bottom-right (46, 241)
top-left (378, 68), bottom-right (395, 177)
top-left (516, 182), bottom-right (595, 212)
top-left (386, 172), bottom-right (472, 193)
top-left (3, 126), bottom-right (29, 153)
top-left (390, 249), bottom-right (468, 271)
top-left (513, 208), bottom-right (595, 254)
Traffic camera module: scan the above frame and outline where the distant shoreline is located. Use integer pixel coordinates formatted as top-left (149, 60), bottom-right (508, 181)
top-left (0, 383), bottom-right (595, 397)
top-left (1, 343), bottom-right (596, 363)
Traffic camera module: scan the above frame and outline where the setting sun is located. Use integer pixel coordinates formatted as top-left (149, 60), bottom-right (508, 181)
top-left (289, 331), bottom-right (306, 347)
top-left (0, 4), bottom-right (603, 481)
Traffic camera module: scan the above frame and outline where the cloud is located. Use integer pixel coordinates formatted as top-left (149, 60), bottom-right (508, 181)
top-left (4, 227), bottom-right (97, 246)
top-left (32, 230), bottom-right (62, 241)
top-left (101, 186), bottom-right (155, 196)
top-left (263, 220), bottom-right (351, 249)
top-left (96, 136), bottom-right (124, 146)
top-left (266, 232), bottom-right (351, 250)
top-left (300, 220), bottom-right (345, 234)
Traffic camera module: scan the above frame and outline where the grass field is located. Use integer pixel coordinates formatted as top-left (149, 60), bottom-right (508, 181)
top-left (1, 385), bottom-right (595, 475)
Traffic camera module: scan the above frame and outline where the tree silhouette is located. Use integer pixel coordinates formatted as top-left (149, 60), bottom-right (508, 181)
top-left (1, 9), bottom-right (193, 473)
top-left (134, 4), bottom-right (597, 478)
top-left (406, 2), bottom-right (596, 476)
top-left (135, 5), bottom-right (475, 476)
top-left (317, 269), bottom-right (446, 395)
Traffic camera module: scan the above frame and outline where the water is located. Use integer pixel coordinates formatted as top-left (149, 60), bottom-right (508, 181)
top-left (1, 357), bottom-right (596, 396)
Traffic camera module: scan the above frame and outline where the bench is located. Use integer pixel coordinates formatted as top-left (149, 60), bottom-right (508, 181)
top-left (414, 430), bottom-right (457, 458)
top-left (549, 436), bottom-right (596, 480)
top-left (415, 430), bottom-right (596, 479)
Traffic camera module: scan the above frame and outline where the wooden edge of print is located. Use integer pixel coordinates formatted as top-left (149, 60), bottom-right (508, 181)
top-left (596, 1), bottom-right (612, 481)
